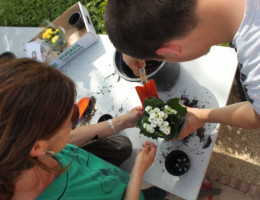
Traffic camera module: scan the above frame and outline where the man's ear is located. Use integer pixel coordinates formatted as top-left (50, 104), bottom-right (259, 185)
top-left (156, 42), bottom-right (182, 57)
top-left (30, 140), bottom-right (48, 157)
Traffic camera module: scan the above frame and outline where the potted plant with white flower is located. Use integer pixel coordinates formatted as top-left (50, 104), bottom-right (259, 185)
top-left (136, 97), bottom-right (187, 141)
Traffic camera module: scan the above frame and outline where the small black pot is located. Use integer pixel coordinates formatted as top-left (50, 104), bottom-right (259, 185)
top-left (97, 114), bottom-right (113, 123)
top-left (165, 150), bottom-right (190, 176)
top-left (0, 51), bottom-right (16, 60)
top-left (68, 12), bottom-right (85, 30)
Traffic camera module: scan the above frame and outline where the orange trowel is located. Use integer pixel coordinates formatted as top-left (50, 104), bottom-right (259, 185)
top-left (135, 67), bottom-right (159, 106)
top-left (77, 97), bottom-right (90, 120)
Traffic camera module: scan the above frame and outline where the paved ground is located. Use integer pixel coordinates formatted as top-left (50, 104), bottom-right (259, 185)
top-left (167, 180), bottom-right (259, 199)
top-left (166, 180), bottom-right (259, 200)
top-left (207, 78), bottom-right (260, 199)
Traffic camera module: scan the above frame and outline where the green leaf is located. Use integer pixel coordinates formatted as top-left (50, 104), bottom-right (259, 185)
top-left (166, 98), bottom-right (187, 124)
top-left (144, 96), bottom-right (164, 109)
top-left (166, 98), bottom-right (187, 115)
top-left (136, 115), bottom-right (148, 131)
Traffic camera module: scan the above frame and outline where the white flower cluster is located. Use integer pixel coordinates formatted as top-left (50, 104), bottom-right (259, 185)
top-left (143, 105), bottom-right (177, 135)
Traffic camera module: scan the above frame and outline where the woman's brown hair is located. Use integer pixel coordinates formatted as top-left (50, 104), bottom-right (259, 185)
top-left (0, 58), bottom-right (76, 199)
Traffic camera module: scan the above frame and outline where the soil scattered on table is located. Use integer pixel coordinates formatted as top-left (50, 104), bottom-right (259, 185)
top-left (181, 94), bottom-right (199, 108)
top-left (203, 136), bottom-right (212, 149)
top-left (196, 126), bottom-right (206, 142)
top-left (105, 72), bottom-right (116, 80)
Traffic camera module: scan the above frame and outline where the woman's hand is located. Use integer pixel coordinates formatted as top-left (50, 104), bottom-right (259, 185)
top-left (122, 106), bottom-right (144, 128)
top-left (133, 141), bottom-right (157, 176)
top-left (124, 141), bottom-right (157, 200)
top-left (122, 53), bottom-right (146, 76)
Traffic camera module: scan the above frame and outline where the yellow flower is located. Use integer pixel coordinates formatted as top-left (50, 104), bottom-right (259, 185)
top-left (46, 28), bottom-right (53, 34)
top-left (42, 33), bottom-right (46, 39)
top-left (42, 27), bottom-right (62, 42)
top-left (52, 35), bottom-right (59, 43)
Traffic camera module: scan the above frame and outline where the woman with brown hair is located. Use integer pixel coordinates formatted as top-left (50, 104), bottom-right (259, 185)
top-left (0, 58), bottom-right (158, 200)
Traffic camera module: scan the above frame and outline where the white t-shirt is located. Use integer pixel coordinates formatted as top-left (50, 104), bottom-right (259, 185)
top-left (232, 0), bottom-right (260, 114)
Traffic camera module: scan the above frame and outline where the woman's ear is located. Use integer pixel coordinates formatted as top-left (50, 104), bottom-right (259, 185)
top-left (156, 42), bottom-right (182, 57)
top-left (30, 140), bottom-right (48, 157)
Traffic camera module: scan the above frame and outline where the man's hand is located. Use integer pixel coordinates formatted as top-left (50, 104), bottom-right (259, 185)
top-left (173, 107), bottom-right (207, 140)
top-left (122, 53), bottom-right (146, 76)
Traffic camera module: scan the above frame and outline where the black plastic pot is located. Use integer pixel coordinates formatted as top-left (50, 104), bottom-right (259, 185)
top-left (68, 12), bottom-right (85, 30)
top-left (97, 114), bottom-right (113, 123)
top-left (113, 50), bottom-right (180, 91)
top-left (0, 51), bottom-right (16, 60)
top-left (165, 150), bottom-right (190, 176)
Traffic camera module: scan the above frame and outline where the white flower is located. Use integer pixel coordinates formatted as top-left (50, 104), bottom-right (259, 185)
top-left (163, 121), bottom-right (169, 127)
top-left (149, 109), bottom-right (155, 115)
top-left (152, 118), bottom-right (159, 125)
top-left (154, 107), bottom-right (160, 113)
top-left (145, 106), bottom-right (152, 113)
top-left (163, 113), bottom-right (168, 119)
top-left (143, 103), bottom-right (179, 136)
top-left (150, 112), bottom-right (156, 119)
top-left (157, 118), bottom-right (163, 125)
top-left (164, 105), bottom-right (177, 114)
top-left (159, 126), bottom-right (166, 131)
top-left (163, 127), bottom-right (171, 135)
top-left (146, 124), bottom-right (155, 133)
top-left (171, 109), bottom-right (177, 115)
top-left (151, 122), bottom-right (157, 128)
top-left (158, 111), bottom-right (164, 118)
top-left (143, 123), bottom-right (148, 128)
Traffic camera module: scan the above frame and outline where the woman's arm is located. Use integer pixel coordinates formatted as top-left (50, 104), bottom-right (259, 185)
top-left (124, 141), bottom-right (157, 200)
top-left (69, 106), bottom-right (143, 147)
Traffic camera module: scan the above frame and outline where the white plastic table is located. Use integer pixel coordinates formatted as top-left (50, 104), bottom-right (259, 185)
top-left (0, 27), bottom-right (238, 200)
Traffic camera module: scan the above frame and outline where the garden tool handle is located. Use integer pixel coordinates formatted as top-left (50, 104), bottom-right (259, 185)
top-left (139, 67), bottom-right (147, 84)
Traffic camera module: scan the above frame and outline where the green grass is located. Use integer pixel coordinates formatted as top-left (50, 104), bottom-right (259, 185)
top-left (219, 43), bottom-right (231, 47)
top-left (0, 0), bottom-right (107, 34)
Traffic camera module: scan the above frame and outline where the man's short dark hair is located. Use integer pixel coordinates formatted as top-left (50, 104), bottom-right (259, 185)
top-left (105, 0), bottom-right (198, 60)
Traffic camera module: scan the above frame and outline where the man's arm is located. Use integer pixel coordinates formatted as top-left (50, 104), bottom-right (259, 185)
top-left (177, 101), bottom-right (260, 139)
